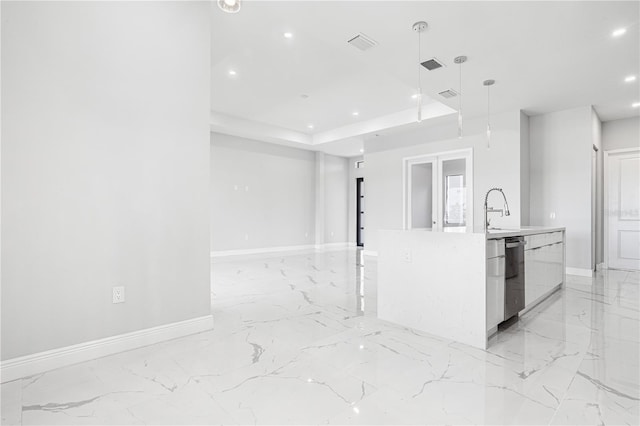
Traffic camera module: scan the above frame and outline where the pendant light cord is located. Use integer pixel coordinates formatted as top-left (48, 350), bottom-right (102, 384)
top-left (417, 31), bottom-right (422, 96)
top-left (458, 61), bottom-right (463, 137)
top-left (488, 84), bottom-right (491, 134)
top-left (459, 64), bottom-right (463, 116)
top-left (487, 83), bottom-right (491, 148)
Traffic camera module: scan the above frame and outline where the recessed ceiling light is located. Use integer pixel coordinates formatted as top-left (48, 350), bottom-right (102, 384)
top-left (625, 75), bottom-right (637, 83)
top-left (218, 0), bottom-right (241, 13)
top-left (411, 94), bottom-right (419, 99)
top-left (284, 32), bottom-right (293, 39)
top-left (352, 111), bottom-right (359, 116)
top-left (632, 102), bottom-right (640, 108)
top-left (612, 28), bottom-right (627, 37)
top-left (359, 149), bottom-right (364, 153)
top-left (307, 124), bottom-right (314, 129)
top-left (228, 69), bottom-right (237, 76)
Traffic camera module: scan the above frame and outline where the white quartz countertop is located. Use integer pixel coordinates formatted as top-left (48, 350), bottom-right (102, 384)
top-left (484, 226), bottom-right (565, 239)
top-left (389, 226), bottom-right (565, 239)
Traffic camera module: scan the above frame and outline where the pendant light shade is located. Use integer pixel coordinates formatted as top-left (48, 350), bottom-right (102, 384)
top-left (218, 0), bottom-right (241, 13)
top-left (412, 21), bottom-right (427, 123)
top-left (454, 56), bottom-right (467, 138)
top-left (483, 79), bottom-right (495, 149)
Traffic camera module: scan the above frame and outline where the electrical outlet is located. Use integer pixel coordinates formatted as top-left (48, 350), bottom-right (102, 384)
top-left (112, 286), bottom-right (125, 304)
top-left (403, 249), bottom-right (412, 263)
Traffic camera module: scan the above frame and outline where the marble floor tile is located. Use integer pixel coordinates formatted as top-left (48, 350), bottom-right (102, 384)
top-left (1, 248), bottom-right (638, 425)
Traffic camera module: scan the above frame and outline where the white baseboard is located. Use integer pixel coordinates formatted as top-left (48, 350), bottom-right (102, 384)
top-left (0, 315), bottom-right (213, 384)
top-left (314, 242), bottom-right (352, 250)
top-left (211, 243), bottom-right (353, 258)
top-left (211, 244), bottom-right (315, 257)
top-left (566, 267), bottom-right (594, 277)
top-left (363, 250), bottom-right (378, 257)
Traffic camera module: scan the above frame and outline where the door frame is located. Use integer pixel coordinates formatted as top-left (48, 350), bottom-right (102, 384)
top-left (356, 177), bottom-right (364, 247)
top-left (604, 147), bottom-right (640, 269)
top-left (402, 148), bottom-right (473, 230)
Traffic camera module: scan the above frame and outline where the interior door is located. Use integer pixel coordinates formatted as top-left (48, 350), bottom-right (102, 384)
top-left (607, 149), bottom-right (640, 271)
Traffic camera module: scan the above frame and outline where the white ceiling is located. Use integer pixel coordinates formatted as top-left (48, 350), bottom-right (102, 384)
top-left (211, 1), bottom-right (640, 157)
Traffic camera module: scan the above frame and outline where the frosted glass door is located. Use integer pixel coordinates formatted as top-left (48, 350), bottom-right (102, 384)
top-left (441, 158), bottom-right (467, 228)
top-left (410, 162), bottom-right (436, 229)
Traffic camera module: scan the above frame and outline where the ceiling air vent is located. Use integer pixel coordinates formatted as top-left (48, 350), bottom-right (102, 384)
top-left (439, 89), bottom-right (458, 99)
top-left (347, 33), bottom-right (378, 51)
top-left (421, 58), bottom-right (444, 71)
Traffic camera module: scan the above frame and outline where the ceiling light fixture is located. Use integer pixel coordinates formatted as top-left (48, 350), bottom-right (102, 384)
top-left (412, 21), bottom-right (428, 123)
top-left (454, 55), bottom-right (467, 138)
top-left (411, 94), bottom-right (419, 99)
top-left (633, 102), bottom-right (640, 108)
top-left (352, 111), bottom-right (359, 116)
top-left (218, 0), bottom-right (241, 13)
top-left (284, 32), bottom-right (293, 39)
top-left (483, 79), bottom-right (495, 149)
top-left (359, 149), bottom-right (364, 153)
top-left (612, 27), bottom-right (627, 37)
top-left (228, 69), bottom-right (237, 77)
top-left (625, 75), bottom-right (637, 83)
top-left (307, 124), bottom-right (314, 129)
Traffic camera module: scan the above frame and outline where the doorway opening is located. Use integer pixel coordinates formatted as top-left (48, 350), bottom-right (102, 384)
top-left (356, 177), bottom-right (364, 247)
top-left (403, 148), bottom-right (473, 230)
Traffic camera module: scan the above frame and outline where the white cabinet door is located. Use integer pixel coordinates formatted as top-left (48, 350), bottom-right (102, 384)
top-left (486, 256), bottom-right (505, 331)
top-left (525, 239), bottom-right (564, 307)
top-left (525, 247), bottom-right (543, 306)
top-left (548, 242), bottom-right (564, 289)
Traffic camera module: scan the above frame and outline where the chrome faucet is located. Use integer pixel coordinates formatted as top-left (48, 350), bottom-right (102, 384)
top-left (484, 187), bottom-right (511, 231)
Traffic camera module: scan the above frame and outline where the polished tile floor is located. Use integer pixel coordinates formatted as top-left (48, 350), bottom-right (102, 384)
top-left (1, 248), bottom-right (639, 425)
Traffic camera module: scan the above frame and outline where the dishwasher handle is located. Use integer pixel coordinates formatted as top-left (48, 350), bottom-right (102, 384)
top-left (506, 241), bottom-right (527, 249)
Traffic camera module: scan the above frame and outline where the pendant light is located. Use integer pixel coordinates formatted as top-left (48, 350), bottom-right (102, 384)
top-left (412, 21), bottom-right (427, 123)
top-left (454, 56), bottom-right (467, 138)
top-left (483, 79), bottom-right (495, 149)
top-left (218, 0), bottom-right (241, 13)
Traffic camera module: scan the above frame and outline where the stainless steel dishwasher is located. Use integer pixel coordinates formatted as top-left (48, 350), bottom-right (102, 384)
top-left (504, 236), bottom-right (526, 320)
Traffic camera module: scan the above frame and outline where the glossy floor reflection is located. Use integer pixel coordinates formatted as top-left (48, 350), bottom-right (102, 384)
top-left (1, 248), bottom-right (638, 425)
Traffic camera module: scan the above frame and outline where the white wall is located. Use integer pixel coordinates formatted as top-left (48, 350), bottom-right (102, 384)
top-left (210, 132), bottom-right (316, 251)
top-left (520, 111), bottom-right (531, 226)
top-left (602, 116), bottom-right (640, 151)
top-left (1, 2), bottom-right (211, 360)
top-left (530, 106), bottom-right (594, 271)
top-left (210, 133), bottom-right (349, 251)
top-left (593, 109), bottom-right (603, 266)
top-left (324, 155), bottom-right (349, 244)
top-left (364, 110), bottom-right (525, 253)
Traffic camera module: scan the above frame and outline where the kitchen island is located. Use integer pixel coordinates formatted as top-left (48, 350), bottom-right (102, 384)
top-left (377, 227), bottom-right (565, 349)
